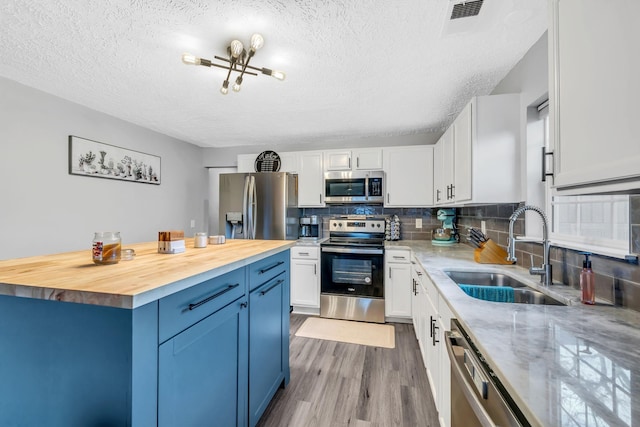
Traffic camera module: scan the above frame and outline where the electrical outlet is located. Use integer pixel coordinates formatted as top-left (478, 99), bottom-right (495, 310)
top-left (416, 218), bottom-right (422, 229)
top-left (190, 219), bottom-right (196, 228)
top-left (481, 220), bottom-right (486, 235)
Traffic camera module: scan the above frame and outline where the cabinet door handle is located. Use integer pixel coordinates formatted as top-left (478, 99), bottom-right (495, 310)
top-left (259, 260), bottom-right (285, 275)
top-left (541, 147), bottom-right (554, 182)
top-left (387, 193), bottom-right (390, 204)
top-left (436, 189), bottom-right (441, 202)
top-left (348, 158), bottom-right (351, 169)
top-left (260, 279), bottom-right (284, 296)
top-left (188, 283), bottom-right (240, 311)
top-left (432, 324), bottom-right (440, 346)
top-left (320, 194), bottom-right (323, 204)
top-left (240, 301), bottom-right (248, 309)
top-left (450, 184), bottom-right (455, 199)
top-left (357, 157), bottom-right (360, 168)
top-left (314, 264), bottom-right (317, 275)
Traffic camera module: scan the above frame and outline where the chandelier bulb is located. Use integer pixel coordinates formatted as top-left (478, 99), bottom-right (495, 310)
top-left (181, 53), bottom-right (201, 65)
top-left (250, 33), bottom-right (264, 51)
top-left (230, 40), bottom-right (244, 58)
top-left (271, 70), bottom-right (286, 81)
top-left (233, 75), bottom-right (243, 92)
top-left (220, 80), bottom-right (229, 95)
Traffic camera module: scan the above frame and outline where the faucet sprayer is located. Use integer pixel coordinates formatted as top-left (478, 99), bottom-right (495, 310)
top-left (507, 205), bottom-right (553, 286)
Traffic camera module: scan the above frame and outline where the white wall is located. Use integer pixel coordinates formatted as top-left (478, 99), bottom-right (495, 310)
top-left (491, 31), bottom-right (549, 237)
top-left (0, 77), bottom-right (208, 259)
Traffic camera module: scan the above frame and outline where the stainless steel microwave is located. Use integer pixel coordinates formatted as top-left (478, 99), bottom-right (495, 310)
top-left (324, 171), bottom-right (384, 204)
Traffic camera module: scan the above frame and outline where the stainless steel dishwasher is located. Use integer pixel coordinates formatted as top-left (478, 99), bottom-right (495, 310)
top-left (446, 319), bottom-right (531, 427)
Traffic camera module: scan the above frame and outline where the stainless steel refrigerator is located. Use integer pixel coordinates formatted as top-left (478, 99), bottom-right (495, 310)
top-left (219, 172), bottom-right (299, 240)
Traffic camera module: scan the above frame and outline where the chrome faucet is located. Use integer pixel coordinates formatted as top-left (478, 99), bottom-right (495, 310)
top-left (507, 205), bottom-right (553, 286)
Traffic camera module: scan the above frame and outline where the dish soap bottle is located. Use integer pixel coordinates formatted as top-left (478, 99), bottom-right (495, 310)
top-left (580, 252), bottom-right (595, 305)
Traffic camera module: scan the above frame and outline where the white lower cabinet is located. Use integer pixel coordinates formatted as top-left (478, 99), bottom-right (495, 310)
top-left (384, 249), bottom-right (412, 320)
top-left (410, 260), bottom-right (424, 344)
top-left (290, 246), bottom-right (320, 312)
top-left (413, 257), bottom-right (452, 427)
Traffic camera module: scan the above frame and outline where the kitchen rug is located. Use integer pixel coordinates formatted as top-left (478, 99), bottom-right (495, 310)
top-left (295, 317), bottom-right (395, 349)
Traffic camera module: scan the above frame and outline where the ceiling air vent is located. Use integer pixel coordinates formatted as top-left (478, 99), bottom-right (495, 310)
top-left (450, 0), bottom-right (483, 20)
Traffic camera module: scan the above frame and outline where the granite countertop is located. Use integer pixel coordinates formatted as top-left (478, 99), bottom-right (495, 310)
top-left (0, 239), bottom-right (295, 309)
top-left (387, 241), bottom-right (640, 427)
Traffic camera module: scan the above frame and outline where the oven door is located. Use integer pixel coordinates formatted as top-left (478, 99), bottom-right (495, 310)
top-left (320, 246), bottom-right (384, 297)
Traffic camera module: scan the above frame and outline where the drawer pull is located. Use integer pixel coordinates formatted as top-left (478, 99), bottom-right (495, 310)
top-left (260, 279), bottom-right (284, 296)
top-left (259, 260), bottom-right (285, 275)
top-left (188, 283), bottom-right (240, 311)
top-left (298, 252), bottom-right (309, 256)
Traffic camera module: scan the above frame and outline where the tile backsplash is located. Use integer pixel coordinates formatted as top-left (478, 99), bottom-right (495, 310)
top-left (457, 200), bottom-right (640, 311)
top-left (301, 206), bottom-right (440, 240)
top-left (304, 198), bottom-right (640, 311)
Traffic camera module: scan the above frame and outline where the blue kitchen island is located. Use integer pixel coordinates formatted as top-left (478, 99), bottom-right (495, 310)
top-left (0, 239), bottom-right (294, 427)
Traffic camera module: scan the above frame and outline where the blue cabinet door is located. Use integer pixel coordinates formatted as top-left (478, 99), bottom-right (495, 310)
top-left (249, 271), bottom-right (286, 427)
top-left (159, 297), bottom-right (248, 427)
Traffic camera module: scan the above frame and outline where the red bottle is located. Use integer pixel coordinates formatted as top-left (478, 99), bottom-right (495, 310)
top-left (580, 253), bottom-right (595, 305)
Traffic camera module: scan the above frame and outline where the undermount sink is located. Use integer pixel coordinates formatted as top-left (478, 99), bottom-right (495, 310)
top-left (444, 270), bottom-right (566, 306)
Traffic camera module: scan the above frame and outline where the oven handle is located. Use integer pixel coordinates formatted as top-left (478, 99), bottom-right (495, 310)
top-left (321, 247), bottom-right (384, 255)
top-left (445, 330), bottom-right (498, 427)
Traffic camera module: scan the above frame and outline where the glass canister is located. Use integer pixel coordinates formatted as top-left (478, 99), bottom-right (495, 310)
top-left (92, 231), bottom-right (122, 265)
top-left (194, 232), bottom-right (208, 248)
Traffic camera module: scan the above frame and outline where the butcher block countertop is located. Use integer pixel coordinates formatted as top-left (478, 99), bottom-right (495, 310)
top-left (0, 239), bottom-right (295, 309)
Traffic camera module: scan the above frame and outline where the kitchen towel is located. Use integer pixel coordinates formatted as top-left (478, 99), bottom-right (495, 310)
top-left (459, 284), bottom-right (515, 303)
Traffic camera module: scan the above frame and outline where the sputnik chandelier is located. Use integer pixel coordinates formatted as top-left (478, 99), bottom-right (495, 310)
top-left (181, 33), bottom-right (286, 95)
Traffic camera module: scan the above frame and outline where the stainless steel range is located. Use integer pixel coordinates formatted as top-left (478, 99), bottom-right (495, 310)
top-left (320, 217), bottom-right (386, 323)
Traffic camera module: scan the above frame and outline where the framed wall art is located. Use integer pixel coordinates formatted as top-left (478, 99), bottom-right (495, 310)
top-left (68, 135), bottom-right (161, 185)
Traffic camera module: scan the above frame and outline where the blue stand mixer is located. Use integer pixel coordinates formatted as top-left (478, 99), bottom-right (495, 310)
top-left (432, 208), bottom-right (459, 245)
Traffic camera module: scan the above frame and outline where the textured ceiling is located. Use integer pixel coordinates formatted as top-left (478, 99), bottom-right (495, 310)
top-left (0, 0), bottom-right (547, 148)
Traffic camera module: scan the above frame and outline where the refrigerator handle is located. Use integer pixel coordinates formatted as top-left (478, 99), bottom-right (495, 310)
top-left (250, 176), bottom-right (257, 239)
top-left (242, 176), bottom-right (250, 239)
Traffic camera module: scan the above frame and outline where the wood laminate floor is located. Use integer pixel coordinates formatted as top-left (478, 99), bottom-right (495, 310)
top-left (257, 314), bottom-right (439, 427)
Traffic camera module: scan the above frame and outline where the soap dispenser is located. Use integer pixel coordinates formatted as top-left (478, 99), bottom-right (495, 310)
top-left (580, 252), bottom-right (595, 305)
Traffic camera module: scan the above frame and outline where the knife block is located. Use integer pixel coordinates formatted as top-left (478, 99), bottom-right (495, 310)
top-left (474, 239), bottom-right (515, 265)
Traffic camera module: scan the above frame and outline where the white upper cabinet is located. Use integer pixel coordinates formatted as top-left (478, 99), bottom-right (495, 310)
top-left (237, 154), bottom-right (255, 173)
top-left (434, 94), bottom-right (520, 206)
top-left (434, 127), bottom-right (454, 205)
top-left (452, 101), bottom-right (472, 203)
top-left (323, 150), bottom-right (352, 171)
top-left (297, 151), bottom-right (325, 207)
top-left (323, 148), bottom-right (383, 171)
top-left (383, 145), bottom-right (434, 207)
top-left (236, 152), bottom-right (298, 173)
top-left (353, 148), bottom-right (383, 170)
top-left (549, 0), bottom-right (640, 193)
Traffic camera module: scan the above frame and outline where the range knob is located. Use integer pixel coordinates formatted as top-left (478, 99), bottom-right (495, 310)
top-left (377, 224), bottom-right (381, 228)
top-left (338, 222), bottom-right (343, 227)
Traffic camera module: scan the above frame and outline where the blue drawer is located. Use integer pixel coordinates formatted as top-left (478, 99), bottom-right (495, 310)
top-left (248, 251), bottom-right (289, 291)
top-left (159, 268), bottom-right (245, 343)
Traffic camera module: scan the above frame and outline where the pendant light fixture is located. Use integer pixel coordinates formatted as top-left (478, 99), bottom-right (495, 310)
top-left (181, 33), bottom-right (286, 95)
